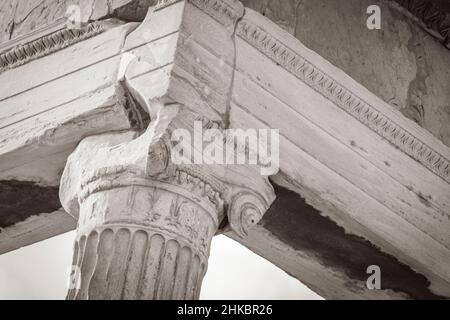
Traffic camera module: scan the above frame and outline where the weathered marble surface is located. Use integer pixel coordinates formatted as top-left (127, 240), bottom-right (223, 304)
top-left (1, 0), bottom-right (448, 147)
top-left (242, 0), bottom-right (450, 147)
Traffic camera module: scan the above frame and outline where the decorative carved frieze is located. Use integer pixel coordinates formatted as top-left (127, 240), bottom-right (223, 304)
top-left (235, 19), bottom-right (450, 184)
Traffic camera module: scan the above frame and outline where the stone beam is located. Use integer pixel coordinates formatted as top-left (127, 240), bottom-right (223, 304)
top-left (228, 8), bottom-right (450, 297)
top-left (0, 0), bottom-right (449, 299)
top-left (60, 106), bottom-right (274, 299)
top-left (55, 0), bottom-right (276, 299)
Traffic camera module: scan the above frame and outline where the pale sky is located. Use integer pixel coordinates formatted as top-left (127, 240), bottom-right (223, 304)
top-left (0, 232), bottom-right (322, 300)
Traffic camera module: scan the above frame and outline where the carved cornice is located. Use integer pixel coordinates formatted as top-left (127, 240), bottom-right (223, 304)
top-left (390, 0), bottom-right (450, 49)
top-left (0, 22), bottom-right (106, 74)
top-left (156, 0), bottom-right (244, 27)
top-left (236, 19), bottom-right (450, 183)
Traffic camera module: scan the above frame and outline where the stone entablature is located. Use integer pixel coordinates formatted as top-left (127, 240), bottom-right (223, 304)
top-left (60, 105), bottom-right (274, 299)
top-left (0, 0), bottom-right (449, 299)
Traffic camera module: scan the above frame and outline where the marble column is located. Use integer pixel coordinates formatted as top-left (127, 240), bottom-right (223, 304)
top-left (60, 105), bottom-right (275, 300)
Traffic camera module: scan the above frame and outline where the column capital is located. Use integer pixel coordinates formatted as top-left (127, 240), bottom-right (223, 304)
top-left (60, 104), bottom-right (275, 239)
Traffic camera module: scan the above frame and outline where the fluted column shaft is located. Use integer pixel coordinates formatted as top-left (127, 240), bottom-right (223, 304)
top-left (67, 172), bottom-right (222, 300)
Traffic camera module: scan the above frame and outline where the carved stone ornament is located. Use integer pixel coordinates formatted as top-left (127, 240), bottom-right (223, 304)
top-left (236, 18), bottom-right (450, 183)
top-left (60, 103), bottom-right (275, 300)
top-left (391, 0), bottom-right (450, 49)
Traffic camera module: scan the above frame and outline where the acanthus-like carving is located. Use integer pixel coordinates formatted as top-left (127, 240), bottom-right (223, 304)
top-left (236, 19), bottom-right (450, 184)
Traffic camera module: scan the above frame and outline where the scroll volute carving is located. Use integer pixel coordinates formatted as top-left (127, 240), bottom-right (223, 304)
top-left (60, 102), bottom-right (275, 236)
